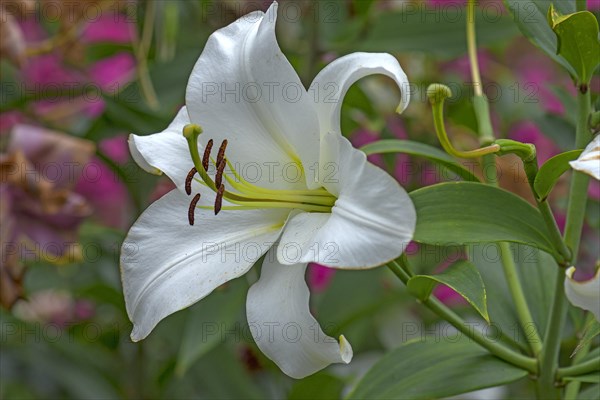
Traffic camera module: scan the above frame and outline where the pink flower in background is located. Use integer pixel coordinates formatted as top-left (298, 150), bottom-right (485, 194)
top-left (83, 14), bottom-right (133, 44)
top-left (18, 11), bottom-right (136, 123)
top-left (513, 51), bottom-right (575, 116)
top-left (307, 263), bottom-right (336, 292)
top-left (1, 125), bottom-right (95, 307)
top-left (427, 0), bottom-right (466, 6)
top-left (75, 135), bottom-right (131, 229)
top-left (13, 290), bottom-right (94, 326)
top-left (351, 129), bottom-right (384, 167)
top-left (443, 50), bottom-right (492, 82)
top-left (0, 111), bottom-right (23, 133)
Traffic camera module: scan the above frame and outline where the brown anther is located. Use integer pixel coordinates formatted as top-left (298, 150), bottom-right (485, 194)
top-left (217, 139), bottom-right (228, 166)
top-left (214, 184), bottom-right (225, 215)
top-left (188, 193), bottom-right (201, 226)
top-left (185, 167), bottom-right (197, 196)
top-left (202, 139), bottom-right (214, 171)
top-left (215, 159), bottom-right (226, 188)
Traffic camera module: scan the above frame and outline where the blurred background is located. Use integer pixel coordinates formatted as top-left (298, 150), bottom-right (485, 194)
top-left (1, 0), bottom-right (599, 398)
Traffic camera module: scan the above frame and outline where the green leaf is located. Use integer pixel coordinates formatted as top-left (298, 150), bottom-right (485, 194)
top-left (564, 374), bottom-right (600, 383)
top-left (408, 260), bottom-right (490, 323)
top-left (548, 5), bottom-right (600, 84)
top-left (360, 140), bottom-right (480, 182)
top-left (504, 0), bottom-right (577, 76)
top-left (578, 383), bottom-right (600, 399)
top-left (353, 7), bottom-right (518, 58)
top-left (534, 150), bottom-right (583, 200)
top-left (410, 182), bottom-right (556, 256)
top-left (347, 336), bottom-right (528, 399)
top-left (176, 279), bottom-right (246, 376)
top-left (471, 244), bottom-right (557, 351)
top-left (572, 319), bottom-right (600, 357)
top-left (288, 372), bottom-right (345, 400)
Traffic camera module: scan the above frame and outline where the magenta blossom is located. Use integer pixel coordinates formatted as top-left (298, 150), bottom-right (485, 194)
top-left (1, 125), bottom-right (95, 307)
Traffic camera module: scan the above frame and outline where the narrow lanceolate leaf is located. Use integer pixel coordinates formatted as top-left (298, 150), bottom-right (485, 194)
top-left (534, 149), bottom-right (583, 200)
top-left (504, 0), bottom-right (577, 76)
top-left (572, 319), bottom-right (600, 357)
top-left (548, 5), bottom-right (600, 84)
top-left (347, 337), bottom-right (528, 400)
top-left (361, 139), bottom-right (479, 182)
top-left (407, 260), bottom-right (489, 323)
top-left (410, 182), bottom-right (556, 257)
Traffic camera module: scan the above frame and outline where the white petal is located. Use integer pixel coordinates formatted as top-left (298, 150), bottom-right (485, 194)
top-left (128, 106), bottom-right (193, 190)
top-left (565, 267), bottom-right (600, 321)
top-left (311, 52), bottom-right (410, 138)
top-left (185, 2), bottom-right (320, 190)
top-left (246, 248), bottom-right (352, 379)
top-left (121, 189), bottom-right (288, 341)
top-left (570, 135), bottom-right (600, 180)
top-left (278, 134), bottom-right (416, 269)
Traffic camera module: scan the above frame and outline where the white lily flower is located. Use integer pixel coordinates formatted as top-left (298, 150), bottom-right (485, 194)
top-left (565, 267), bottom-right (600, 321)
top-left (122, 2), bottom-right (416, 379)
top-left (569, 134), bottom-right (600, 180)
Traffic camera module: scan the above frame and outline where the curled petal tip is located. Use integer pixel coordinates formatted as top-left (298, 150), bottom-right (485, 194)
top-left (395, 101), bottom-right (408, 115)
top-left (427, 84), bottom-right (452, 104)
top-left (339, 335), bottom-right (353, 364)
top-left (128, 134), bottom-right (163, 176)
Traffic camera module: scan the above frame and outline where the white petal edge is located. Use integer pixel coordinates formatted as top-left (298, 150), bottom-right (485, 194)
top-left (128, 106), bottom-right (193, 190)
top-left (246, 247), bottom-right (352, 379)
top-left (311, 52), bottom-right (410, 138)
top-left (185, 2), bottom-right (321, 190)
top-left (121, 189), bottom-right (288, 341)
top-left (565, 267), bottom-right (600, 322)
top-left (277, 134), bottom-right (416, 269)
top-left (570, 135), bottom-right (600, 180)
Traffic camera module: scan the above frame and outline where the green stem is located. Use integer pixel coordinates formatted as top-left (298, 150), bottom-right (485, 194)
top-left (466, 0), bottom-right (482, 97)
top-left (387, 261), bottom-right (538, 373)
top-left (557, 357), bottom-right (600, 378)
top-left (519, 157), bottom-right (572, 264)
top-left (132, 0), bottom-right (160, 110)
top-left (537, 268), bottom-right (569, 398)
top-left (537, 87), bottom-right (592, 399)
top-left (498, 242), bottom-right (543, 355)
top-left (481, 155), bottom-right (545, 356)
top-left (564, 90), bottom-right (592, 262)
top-left (576, 0), bottom-right (587, 12)
top-left (536, 198), bottom-right (572, 265)
top-left (465, 0), bottom-right (545, 363)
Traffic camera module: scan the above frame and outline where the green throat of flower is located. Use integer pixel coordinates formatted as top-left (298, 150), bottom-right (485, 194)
top-left (182, 124), bottom-right (336, 225)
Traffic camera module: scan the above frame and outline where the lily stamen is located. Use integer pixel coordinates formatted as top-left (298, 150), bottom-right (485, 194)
top-left (182, 123), bottom-right (338, 215)
top-left (215, 159), bottom-right (226, 188)
top-left (185, 167), bottom-right (197, 196)
top-left (216, 139), bottom-right (228, 166)
top-left (188, 193), bottom-right (201, 225)
top-left (202, 139), bottom-right (213, 171)
top-left (215, 184), bottom-right (225, 215)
